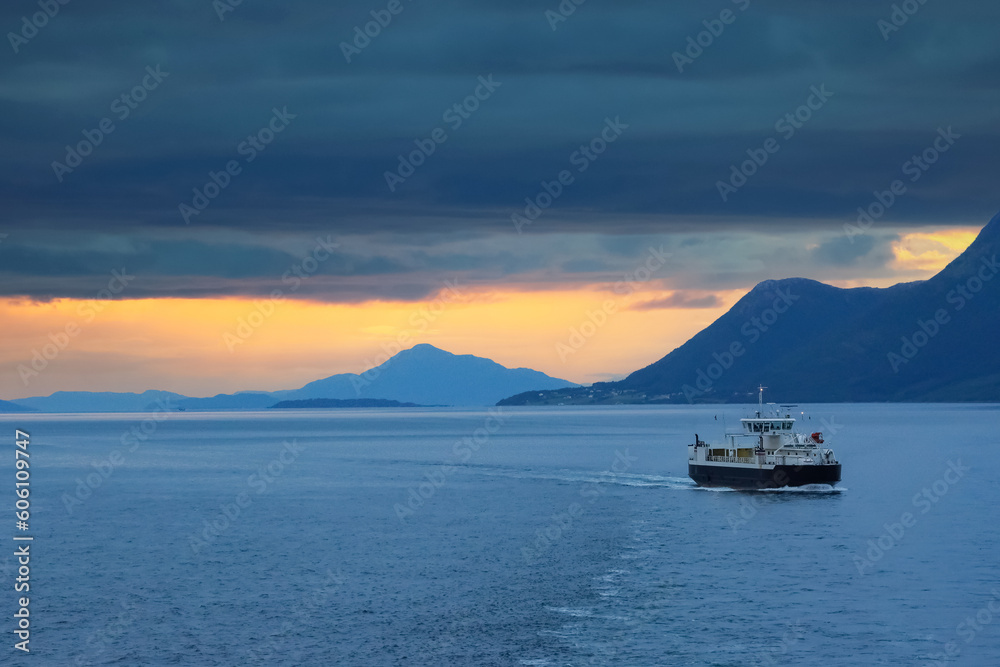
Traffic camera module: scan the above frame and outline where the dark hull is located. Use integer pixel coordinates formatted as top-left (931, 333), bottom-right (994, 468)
top-left (689, 463), bottom-right (841, 489)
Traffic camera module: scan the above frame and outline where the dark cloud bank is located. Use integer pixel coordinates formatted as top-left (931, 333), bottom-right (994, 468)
top-left (1, 0), bottom-right (997, 300)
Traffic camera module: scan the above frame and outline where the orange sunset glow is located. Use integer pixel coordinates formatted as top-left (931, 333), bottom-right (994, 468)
top-left (0, 226), bottom-right (978, 401)
top-left (0, 286), bottom-right (742, 400)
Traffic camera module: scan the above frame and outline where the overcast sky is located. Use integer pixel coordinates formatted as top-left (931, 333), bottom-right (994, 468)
top-left (1, 0), bottom-right (997, 396)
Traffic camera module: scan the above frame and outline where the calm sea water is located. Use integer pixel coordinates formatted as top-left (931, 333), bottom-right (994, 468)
top-left (3, 404), bottom-right (999, 666)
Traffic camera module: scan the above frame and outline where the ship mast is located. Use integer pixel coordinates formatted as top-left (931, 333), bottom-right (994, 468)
top-left (756, 384), bottom-right (766, 417)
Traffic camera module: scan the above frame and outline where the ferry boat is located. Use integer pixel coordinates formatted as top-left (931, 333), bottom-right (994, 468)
top-left (687, 386), bottom-right (841, 489)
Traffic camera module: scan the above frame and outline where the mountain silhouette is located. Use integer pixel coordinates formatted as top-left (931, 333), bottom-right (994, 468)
top-left (502, 211), bottom-right (1000, 404)
top-left (7, 345), bottom-right (576, 411)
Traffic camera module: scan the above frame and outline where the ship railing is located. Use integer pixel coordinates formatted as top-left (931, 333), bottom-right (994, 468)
top-left (706, 455), bottom-right (758, 464)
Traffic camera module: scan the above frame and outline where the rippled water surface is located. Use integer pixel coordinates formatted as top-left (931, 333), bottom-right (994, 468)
top-left (4, 404), bottom-right (999, 665)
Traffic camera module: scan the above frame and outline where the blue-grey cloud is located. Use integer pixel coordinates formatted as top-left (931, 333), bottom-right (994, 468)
top-left (630, 293), bottom-right (723, 310)
top-left (0, 0), bottom-right (996, 299)
top-left (809, 233), bottom-right (894, 267)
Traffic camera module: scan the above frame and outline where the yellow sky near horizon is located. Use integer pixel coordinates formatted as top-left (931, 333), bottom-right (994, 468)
top-left (0, 227), bottom-right (979, 400)
top-left (827, 227), bottom-right (979, 289)
top-left (891, 228), bottom-right (979, 273)
top-left (0, 286), bottom-right (742, 399)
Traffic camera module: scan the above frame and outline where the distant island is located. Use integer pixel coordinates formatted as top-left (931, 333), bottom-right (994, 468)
top-left (2, 345), bottom-right (576, 412)
top-left (269, 398), bottom-right (424, 409)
